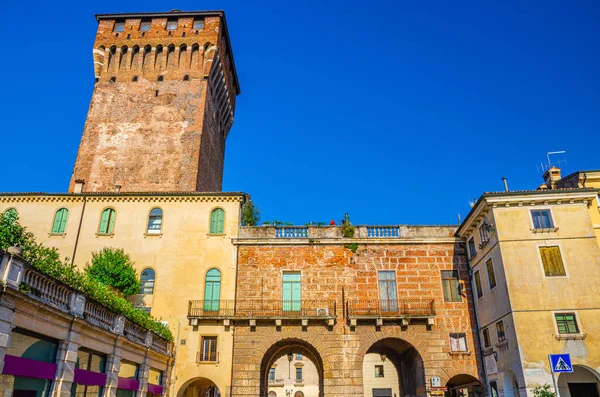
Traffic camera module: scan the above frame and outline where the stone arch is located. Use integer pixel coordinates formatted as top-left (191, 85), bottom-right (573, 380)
top-left (179, 43), bottom-right (188, 70)
top-left (557, 364), bottom-right (600, 397)
top-left (119, 45), bottom-right (128, 71)
top-left (177, 376), bottom-right (221, 397)
top-left (447, 374), bottom-right (484, 397)
top-left (130, 45), bottom-right (140, 71)
top-left (107, 45), bottom-right (117, 73)
top-left (167, 44), bottom-right (176, 71)
top-left (260, 338), bottom-right (324, 397)
top-left (190, 43), bottom-right (201, 71)
top-left (142, 45), bottom-right (152, 73)
top-left (155, 45), bottom-right (163, 71)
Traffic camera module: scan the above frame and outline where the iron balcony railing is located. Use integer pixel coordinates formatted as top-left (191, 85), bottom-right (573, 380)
top-left (347, 299), bottom-right (435, 318)
top-left (188, 300), bottom-right (336, 319)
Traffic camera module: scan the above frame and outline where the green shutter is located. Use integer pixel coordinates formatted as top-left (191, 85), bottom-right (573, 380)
top-left (107, 210), bottom-right (115, 234)
top-left (99, 209), bottom-right (110, 234)
top-left (52, 210), bottom-right (63, 233)
top-left (59, 209), bottom-right (68, 233)
top-left (291, 281), bottom-right (301, 311)
top-left (210, 209), bottom-right (225, 234)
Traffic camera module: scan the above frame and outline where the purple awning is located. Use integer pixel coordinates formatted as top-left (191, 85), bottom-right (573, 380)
top-left (74, 368), bottom-right (107, 386)
top-left (2, 355), bottom-right (57, 380)
top-left (148, 383), bottom-right (163, 394)
top-left (118, 377), bottom-right (140, 390)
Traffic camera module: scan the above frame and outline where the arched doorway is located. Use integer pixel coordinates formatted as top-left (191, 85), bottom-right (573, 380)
top-left (558, 365), bottom-right (600, 397)
top-left (446, 374), bottom-right (484, 397)
top-left (178, 377), bottom-right (221, 397)
top-left (362, 338), bottom-right (425, 397)
top-left (260, 338), bottom-right (323, 397)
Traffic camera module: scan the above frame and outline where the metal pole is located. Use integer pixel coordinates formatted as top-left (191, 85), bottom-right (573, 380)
top-left (548, 355), bottom-right (560, 397)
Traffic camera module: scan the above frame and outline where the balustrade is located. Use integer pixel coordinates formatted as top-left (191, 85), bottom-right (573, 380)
top-left (275, 227), bottom-right (308, 238)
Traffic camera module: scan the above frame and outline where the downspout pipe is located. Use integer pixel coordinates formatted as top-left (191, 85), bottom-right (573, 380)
top-left (71, 194), bottom-right (87, 266)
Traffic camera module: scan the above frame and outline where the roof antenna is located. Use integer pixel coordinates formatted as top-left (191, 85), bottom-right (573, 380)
top-left (536, 151), bottom-right (567, 173)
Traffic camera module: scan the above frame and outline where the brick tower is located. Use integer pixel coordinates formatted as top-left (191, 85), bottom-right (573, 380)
top-left (69, 10), bottom-right (240, 193)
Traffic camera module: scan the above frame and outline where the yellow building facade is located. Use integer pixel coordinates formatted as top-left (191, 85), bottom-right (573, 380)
top-left (457, 169), bottom-right (600, 397)
top-left (0, 192), bottom-right (246, 396)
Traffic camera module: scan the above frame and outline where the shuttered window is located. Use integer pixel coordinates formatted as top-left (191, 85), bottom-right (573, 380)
top-left (204, 269), bottom-right (221, 311)
top-left (283, 272), bottom-right (301, 312)
top-left (98, 208), bottom-right (116, 234)
top-left (450, 333), bottom-right (467, 352)
top-left (496, 321), bottom-right (506, 342)
top-left (209, 208), bottom-right (225, 234)
top-left (441, 270), bottom-right (461, 302)
top-left (555, 313), bottom-right (579, 334)
top-left (540, 246), bottom-right (566, 277)
top-left (474, 271), bottom-right (483, 299)
top-left (482, 328), bottom-right (491, 347)
top-left (51, 208), bottom-right (69, 234)
top-left (200, 336), bottom-right (217, 361)
top-left (486, 259), bottom-right (497, 289)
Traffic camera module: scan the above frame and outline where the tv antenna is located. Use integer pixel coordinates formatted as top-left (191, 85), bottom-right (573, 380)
top-left (536, 151), bottom-right (567, 173)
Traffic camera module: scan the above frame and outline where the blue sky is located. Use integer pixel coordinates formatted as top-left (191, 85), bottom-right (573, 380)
top-left (1, 1), bottom-right (598, 225)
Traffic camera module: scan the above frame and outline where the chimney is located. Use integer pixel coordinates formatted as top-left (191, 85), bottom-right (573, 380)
top-left (73, 179), bottom-right (85, 194)
top-left (542, 167), bottom-right (562, 189)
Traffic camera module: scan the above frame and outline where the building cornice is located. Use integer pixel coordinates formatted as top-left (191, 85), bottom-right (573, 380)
top-left (0, 192), bottom-right (247, 204)
top-left (232, 237), bottom-right (464, 246)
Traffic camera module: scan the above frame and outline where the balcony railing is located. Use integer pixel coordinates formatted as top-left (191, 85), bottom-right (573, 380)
top-left (366, 226), bottom-right (400, 238)
top-left (347, 299), bottom-right (435, 318)
top-left (275, 227), bottom-right (308, 238)
top-left (188, 300), bottom-right (336, 319)
top-left (268, 379), bottom-right (284, 387)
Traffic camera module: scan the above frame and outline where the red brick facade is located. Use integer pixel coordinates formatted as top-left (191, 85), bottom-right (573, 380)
top-left (69, 12), bottom-right (239, 193)
top-left (231, 237), bottom-right (484, 396)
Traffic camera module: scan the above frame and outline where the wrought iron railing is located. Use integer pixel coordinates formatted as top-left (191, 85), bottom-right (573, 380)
top-left (188, 300), bottom-right (336, 318)
top-left (347, 299), bottom-right (435, 317)
top-left (275, 227), bottom-right (308, 238)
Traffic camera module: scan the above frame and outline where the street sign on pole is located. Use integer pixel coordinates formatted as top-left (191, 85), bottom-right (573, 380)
top-left (549, 354), bottom-right (574, 373)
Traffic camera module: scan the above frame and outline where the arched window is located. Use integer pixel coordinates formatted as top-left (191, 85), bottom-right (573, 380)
top-left (147, 208), bottom-right (163, 234)
top-left (203, 269), bottom-right (221, 312)
top-left (3, 208), bottom-right (18, 218)
top-left (268, 392), bottom-right (277, 397)
top-left (209, 208), bottom-right (225, 234)
top-left (51, 208), bottom-right (69, 234)
top-left (140, 268), bottom-right (155, 295)
top-left (294, 392), bottom-right (304, 397)
top-left (99, 208), bottom-right (116, 234)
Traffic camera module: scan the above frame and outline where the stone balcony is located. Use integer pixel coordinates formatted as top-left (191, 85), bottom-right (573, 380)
top-left (346, 298), bottom-right (436, 326)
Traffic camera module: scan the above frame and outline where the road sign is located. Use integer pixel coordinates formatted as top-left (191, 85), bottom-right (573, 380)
top-left (549, 354), bottom-right (574, 373)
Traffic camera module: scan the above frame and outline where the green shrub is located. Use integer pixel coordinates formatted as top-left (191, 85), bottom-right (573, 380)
top-left (533, 385), bottom-right (556, 397)
top-left (0, 211), bottom-right (172, 341)
top-left (242, 200), bottom-right (260, 226)
top-left (86, 248), bottom-right (140, 297)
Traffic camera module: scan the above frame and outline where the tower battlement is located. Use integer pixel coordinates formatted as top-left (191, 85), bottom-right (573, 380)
top-left (70, 10), bottom-right (240, 193)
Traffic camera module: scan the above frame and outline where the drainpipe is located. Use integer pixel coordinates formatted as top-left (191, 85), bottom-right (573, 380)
top-left (71, 194), bottom-right (87, 266)
top-left (502, 176), bottom-right (509, 193)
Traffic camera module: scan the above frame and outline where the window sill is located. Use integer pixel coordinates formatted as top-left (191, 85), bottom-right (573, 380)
top-left (48, 233), bottom-right (66, 237)
top-left (207, 233), bottom-right (226, 237)
top-left (468, 252), bottom-right (478, 261)
top-left (294, 382), bottom-right (304, 387)
top-left (495, 339), bottom-right (508, 348)
top-left (555, 333), bottom-right (586, 341)
top-left (196, 360), bottom-right (219, 364)
top-left (482, 346), bottom-right (493, 355)
top-left (479, 241), bottom-right (490, 249)
top-left (531, 227), bottom-right (558, 233)
top-left (144, 232), bottom-right (163, 237)
top-left (95, 233), bottom-right (114, 238)
top-left (449, 351), bottom-right (471, 356)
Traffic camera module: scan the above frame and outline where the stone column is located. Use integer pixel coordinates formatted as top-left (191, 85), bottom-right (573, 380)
top-left (0, 302), bottom-right (16, 374)
top-left (50, 325), bottom-right (81, 397)
top-left (103, 341), bottom-right (123, 397)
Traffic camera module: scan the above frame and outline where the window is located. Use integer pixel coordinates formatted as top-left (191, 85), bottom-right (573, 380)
top-left (555, 313), bottom-right (579, 334)
top-left (294, 392), bottom-right (304, 397)
top-left (166, 19), bottom-right (178, 30)
top-left (474, 271), bottom-right (483, 299)
top-left (140, 21), bottom-right (151, 31)
top-left (295, 367), bottom-right (302, 381)
top-left (98, 208), bottom-right (116, 234)
top-left (450, 333), bottom-right (467, 352)
top-left (486, 259), bottom-right (497, 289)
top-left (378, 270), bottom-right (398, 311)
top-left (51, 208), bottom-right (69, 234)
top-left (490, 381), bottom-right (499, 397)
top-left (140, 269), bottom-right (155, 295)
top-left (147, 208), bottom-right (163, 234)
top-left (496, 321), bottom-right (506, 342)
top-left (540, 246), bottom-right (566, 277)
top-left (441, 270), bottom-right (461, 302)
top-left (296, 354), bottom-right (302, 360)
top-left (203, 269), bottom-right (221, 312)
top-left (479, 224), bottom-right (490, 247)
top-left (200, 336), bottom-right (217, 361)
top-left (269, 368), bottom-right (276, 381)
top-left (114, 21), bottom-right (125, 32)
top-left (193, 18), bottom-right (205, 29)
top-left (531, 209), bottom-right (554, 229)
top-left (482, 328), bottom-right (491, 348)
top-left (4, 208), bottom-right (18, 218)
top-left (468, 237), bottom-right (476, 258)
top-left (209, 208), bottom-right (225, 234)
top-left (283, 272), bottom-right (301, 311)
top-left (72, 348), bottom-right (107, 397)
top-left (375, 365), bottom-right (384, 378)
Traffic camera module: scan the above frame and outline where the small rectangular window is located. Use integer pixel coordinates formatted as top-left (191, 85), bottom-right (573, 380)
top-left (450, 333), bottom-right (467, 352)
top-left (482, 328), bottom-right (491, 347)
top-left (140, 21), bottom-right (151, 31)
top-left (496, 321), bottom-right (506, 342)
top-left (540, 246), bottom-right (566, 277)
top-left (555, 313), bottom-right (579, 334)
top-left (193, 18), bottom-right (205, 29)
top-left (166, 19), bottom-right (178, 30)
top-left (296, 354), bottom-right (302, 360)
top-left (269, 368), bottom-right (276, 381)
top-left (468, 237), bottom-right (477, 258)
top-left (486, 259), bottom-right (497, 289)
top-left (375, 365), bottom-right (384, 378)
top-left (296, 367), bottom-right (302, 381)
top-left (531, 209), bottom-right (554, 229)
top-left (114, 21), bottom-right (125, 33)
top-left (490, 381), bottom-right (499, 397)
top-left (474, 271), bottom-right (483, 299)
top-left (441, 270), bottom-right (461, 302)
top-left (200, 336), bottom-right (217, 361)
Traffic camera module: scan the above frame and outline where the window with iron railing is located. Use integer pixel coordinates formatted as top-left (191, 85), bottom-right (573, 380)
top-left (496, 320), bottom-right (506, 342)
top-left (479, 225), bottom-right (490, 248)
top-left (199, 336), bottom-right (217, 362)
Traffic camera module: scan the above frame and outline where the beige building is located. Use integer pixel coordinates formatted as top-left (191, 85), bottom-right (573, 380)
top-left (361, 353), bottom-right (401, 397)
top-left (457, 168), bottom-right (600, 397)
top-left (267, 353), bottom-right (319, 397)
top-left (0, 192), bottom-right (245, 397)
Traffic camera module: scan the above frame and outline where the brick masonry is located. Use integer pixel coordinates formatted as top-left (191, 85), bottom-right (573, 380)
top-left (232, 243), bottom-right (484, 396)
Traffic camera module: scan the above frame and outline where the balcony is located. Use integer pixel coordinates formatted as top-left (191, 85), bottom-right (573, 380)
top-left (268, 378), bottom-right (285, 387)
top-left (346, 299), bottom-right (435, 326)
top-left (188, 300), bottom-right (337, 325)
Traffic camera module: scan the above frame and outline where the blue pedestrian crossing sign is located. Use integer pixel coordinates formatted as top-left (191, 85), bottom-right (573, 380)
top-left (549, 354), bottom-right (574, 373)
